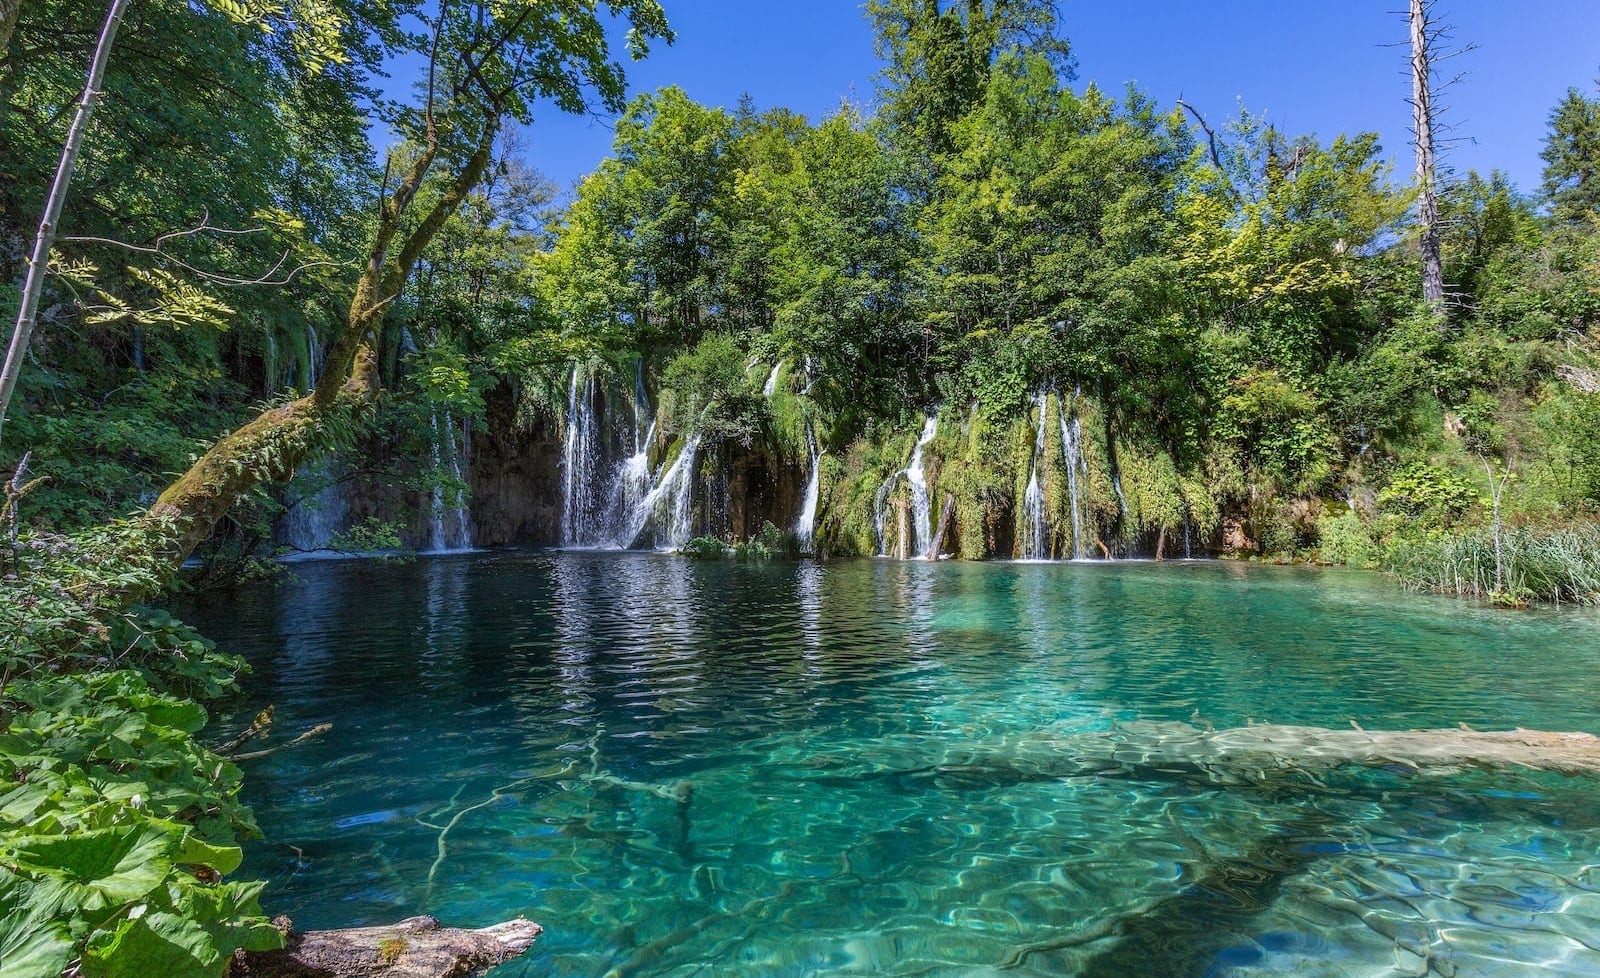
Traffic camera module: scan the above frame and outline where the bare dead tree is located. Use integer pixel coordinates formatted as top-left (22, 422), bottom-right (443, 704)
top-left (1402, 0), bottom-right (1476, 320)
top-left (1175, 98), bottom-right (1241, 199)
top-left (1410, 0), bottom-right (1445, 313)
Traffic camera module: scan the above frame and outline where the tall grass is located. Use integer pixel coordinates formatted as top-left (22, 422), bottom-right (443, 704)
top-left (1388, 524), bottom-right (1600, 606)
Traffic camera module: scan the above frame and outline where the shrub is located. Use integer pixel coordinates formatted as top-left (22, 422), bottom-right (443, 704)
top-left (1, 523), bottom-right (280, 977)
top-left (680, 536), bottom-right (728, 559)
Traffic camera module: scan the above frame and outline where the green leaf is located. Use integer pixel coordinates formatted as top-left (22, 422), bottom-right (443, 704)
top-left (0, 871), bottom-right (77, 978)
top-left (174, 833), bottom-right (243, 876)
top-left (81, 911), bottom-right (225, 978)
top-left (173, 880), bottom-right (284, 954)
top-left (0, 913), bottom-right (75, 978)
top-left (11, 826), bottom-right (174, 914)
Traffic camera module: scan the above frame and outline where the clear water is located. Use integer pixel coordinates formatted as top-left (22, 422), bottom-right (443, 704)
top-left (186, 553), bottom-right (1600, 977)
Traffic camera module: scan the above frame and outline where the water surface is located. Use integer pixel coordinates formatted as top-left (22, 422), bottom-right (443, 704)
top-left (187, 553), bottom-right (1600, 977)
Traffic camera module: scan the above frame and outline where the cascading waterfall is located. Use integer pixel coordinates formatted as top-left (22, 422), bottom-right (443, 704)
top-left (561, 365), bottom-right (605, 546)
top-left (762, 362), bottom-right (783, 398)
top-left (280, 460), bottom-right (348, 553)
top-left (305, 325), bottom-right (321, 390)
top-left (562, 361), bottom-right (677, 549)
top-left (796, 426), bottom-right (821, 553)
top-left (426, 408), bottom-right (473, 553)
top-left (1059, 404), bottom-right (1089, 560)
top-left (1020, 392), bottom-right (1049, 560)
top-left (624, 432), bottom-right (703, 550)
top-left (875, 414), bottom-right (940, 559)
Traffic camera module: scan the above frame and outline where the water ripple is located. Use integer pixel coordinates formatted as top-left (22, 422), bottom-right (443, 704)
top-left (179, 552), bottom-right (1600, 977)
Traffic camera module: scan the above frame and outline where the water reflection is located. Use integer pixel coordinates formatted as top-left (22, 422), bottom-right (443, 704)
top-left (182, 553), bottom-right (1600, 977)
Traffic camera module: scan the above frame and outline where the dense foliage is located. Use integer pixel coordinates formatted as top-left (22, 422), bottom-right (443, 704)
top-left (1, 522), bottom-right (274, 977)
top-left (1, 1), bottom-right (1600, 969)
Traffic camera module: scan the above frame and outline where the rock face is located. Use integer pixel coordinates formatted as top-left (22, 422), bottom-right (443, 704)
top-left (468, 385), bottom-right (565, 547)
top-left (708, 440), bottom-right (807, 543)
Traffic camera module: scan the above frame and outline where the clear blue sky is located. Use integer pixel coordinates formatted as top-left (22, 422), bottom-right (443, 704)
top-left (488, 1), bottom-right (1600, 197)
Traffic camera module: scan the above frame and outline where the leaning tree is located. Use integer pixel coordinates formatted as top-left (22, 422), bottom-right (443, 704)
top-left (139, 0), bottom-right (672, 579)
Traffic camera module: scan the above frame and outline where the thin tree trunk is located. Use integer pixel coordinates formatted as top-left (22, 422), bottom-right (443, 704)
top-left (1410, 0), bottom-right (1445, 314)
top-left (0, 0), bottom-right (128, 445)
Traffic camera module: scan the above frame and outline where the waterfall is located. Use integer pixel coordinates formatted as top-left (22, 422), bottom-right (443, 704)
top-left (796, 425), bottom-right (821, 553)
top-left (624, 432), bottom-right (703, 550)
top-left (1060, 404), bottom-right (1089, 560)
top-left (762, 362), bottom-right (783, 397)
top-left (426, 408), bottom-right (472, 553)
top-left (875, 414), bottom-right (940, 559)
top-left (279, 457), bottom-right (348, 553)
top-left (906, 416), bottom-right (938, 557)
top-left (562, 361), bottom-right (678, 549)
top-left (305, 325), bottom-right (321, 390)
top-left (560, 365), bottom-right (611, 547)
top-left (1020, 392), bottom-right (1049, 560)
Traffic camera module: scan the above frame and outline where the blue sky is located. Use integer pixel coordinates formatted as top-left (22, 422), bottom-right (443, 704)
top-left (481, 1), bottom-right (1600, 197)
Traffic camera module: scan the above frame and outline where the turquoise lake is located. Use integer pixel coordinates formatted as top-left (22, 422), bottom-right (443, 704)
top-left (188, 552), bottom-right (1600, 977)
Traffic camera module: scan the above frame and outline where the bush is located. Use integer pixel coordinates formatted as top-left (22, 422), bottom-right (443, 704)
top-left (680, 536), bottom-right (728, 559)
top-left (0, 523), bottom-right (280, 977)
top-left (1316, 508), bottom-right (1377, 567)
top-left (660, 335), bottom-right (765, 446)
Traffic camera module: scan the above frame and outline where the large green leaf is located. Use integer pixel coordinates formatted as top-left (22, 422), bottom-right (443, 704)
top-left (174, 833), bottom-right (243, 876)
top-left (11, 826), bottom-right (174, 913)
top-left (80, 911), bottom-right (224, 978)
top-left (174, 880), bottom-right (284, 955)
top-left (0, 914), bottom-right (75, 978)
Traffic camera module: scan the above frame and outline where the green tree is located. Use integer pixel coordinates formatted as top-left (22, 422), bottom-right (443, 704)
top-left (1541, 77), bottom-right (1600, 222)
top-left (142, 0), bottom-right (672, 577)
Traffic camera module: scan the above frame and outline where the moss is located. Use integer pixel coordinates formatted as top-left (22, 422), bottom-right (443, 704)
top-left (377, 937), bottom-right (409, 965)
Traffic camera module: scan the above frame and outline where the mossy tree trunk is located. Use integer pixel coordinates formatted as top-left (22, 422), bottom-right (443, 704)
top-left (140, 121), bottom-right (497, 579)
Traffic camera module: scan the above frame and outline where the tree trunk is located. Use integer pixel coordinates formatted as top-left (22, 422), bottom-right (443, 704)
top-left (0, 0), bottom-right (129, 444)
top-left (234, 916), bottom-right (542, 978)
top-left (903, 720), bottom-right (1600, 786)
top-left (1410, 0), bottom-right (1445, 314)
top-left (138, 124), bottom-right (497, 581)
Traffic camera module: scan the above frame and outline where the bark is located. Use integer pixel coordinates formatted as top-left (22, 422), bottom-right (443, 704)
top-left (234, 915), bottom-right (542, 978)
top-left (0, 0), bottom-right (129, 444)
top-left (1410, 0), bottom-right (1445, 313)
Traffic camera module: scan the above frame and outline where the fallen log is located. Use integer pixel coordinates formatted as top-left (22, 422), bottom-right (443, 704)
top-left (822, 721), bottom-right (1600, 792)
top-left (1070, 720), bottom-right (1600, 780)
top-left (233, 915), bottom-right (542, 978)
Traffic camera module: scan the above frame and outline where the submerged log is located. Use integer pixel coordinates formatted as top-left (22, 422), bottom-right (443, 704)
top-left (827, 721), bottom-right (1600, 794)
top-left (1071, 720), bottom-right (1600, 780)
top-left (234, 915), bottom-right (542, 978)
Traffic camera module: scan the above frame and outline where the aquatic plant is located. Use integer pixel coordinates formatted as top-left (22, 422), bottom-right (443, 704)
top-left (1388, 523), bottom-right (1600, 606)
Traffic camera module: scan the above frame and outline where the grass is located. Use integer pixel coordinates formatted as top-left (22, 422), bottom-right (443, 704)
top-left (1388, 523), bottom-right (1600, 607)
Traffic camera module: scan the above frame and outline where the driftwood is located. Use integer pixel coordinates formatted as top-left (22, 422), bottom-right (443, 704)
top-left (234, 915), bottom-right (542, 978)
top-left (229, 723), bottom-right (333, 762)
